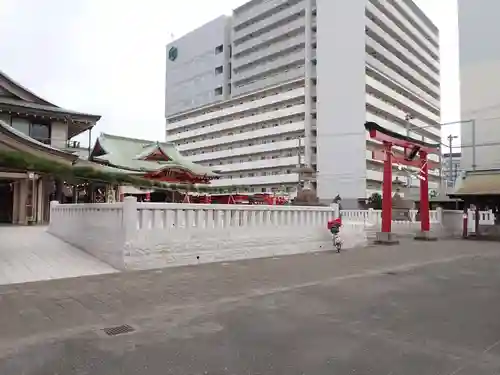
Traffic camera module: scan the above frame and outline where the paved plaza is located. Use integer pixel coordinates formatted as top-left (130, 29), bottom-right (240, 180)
top-left (0, 226), bottom-right (117, 286)
top-left (1, 239), bottom-right (500, 374)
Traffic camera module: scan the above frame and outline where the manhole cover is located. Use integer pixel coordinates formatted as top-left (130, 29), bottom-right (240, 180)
top-left (102, 324), bottom-right (135, 336)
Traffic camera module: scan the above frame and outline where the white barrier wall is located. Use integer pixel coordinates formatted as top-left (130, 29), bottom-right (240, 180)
top-left (438, 209), bottom-right (495, 236)
top-left (340, 208), bottom-right (495, 238)
top-left (48, 202), bottom-right (126, 269)
top-left (49, 198), bottom-right (497, 270)
top-left (467, 210), bottom-right (496, 233)
top-left (341, 209), bottom-right (442, 238)
top-left (341, 209), bottom-right (441, 225)
top-left (49, 198), bottom-right (368, 270)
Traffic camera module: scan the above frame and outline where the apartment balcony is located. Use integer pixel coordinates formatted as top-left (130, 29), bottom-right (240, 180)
top-left (365, 16), bottom-right (438, 84)
top-left (167, 87), bottom-right (305, 131)
top-left (233, 1), bottom-right (305, 44)
top-left (167, 104), bottom-right (306, 142)
top-left (213, 156), bottom-right (299, 173)
top-left (369, 0), bottom-right (439, 58)
top-left (233, 18), bottom-right (305, 57)
top-left (233, 33), bottom-right (306, 69)
top-left (366, 75), bottom-right (440, 124)
top-left (188, 138), bottom-right (304, 163)
top-left (232, 65), bottom-right (305, 97)
top-left (177, 121), bottom-right (304, 152)
top-left (365, 53), bottom-right (438, 108)
top-left (366, 2), bottom-right (439, 72)
top-left (210, 173), bottom-right (300, 187)
top-left (365, 34), bottom-right (439, 98)
top-left (233, 0), bottom-right (298, 29)
top-left (233, 50), bottom-right (305, 85)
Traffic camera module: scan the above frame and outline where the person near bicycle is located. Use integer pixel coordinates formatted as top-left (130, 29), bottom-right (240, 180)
top-left (327, 216), bottom-right (342, 235)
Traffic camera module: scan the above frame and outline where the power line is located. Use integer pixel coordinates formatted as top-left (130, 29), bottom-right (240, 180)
top-left (463, 102), bottom-right (500, 115)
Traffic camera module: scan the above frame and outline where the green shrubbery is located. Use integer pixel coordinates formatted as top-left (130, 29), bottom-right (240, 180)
top-left (0, 149), bottom-right (214, 192)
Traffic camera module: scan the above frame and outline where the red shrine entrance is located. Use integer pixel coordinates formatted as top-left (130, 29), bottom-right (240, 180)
top-left (365, 122), bottom-right (441, 243)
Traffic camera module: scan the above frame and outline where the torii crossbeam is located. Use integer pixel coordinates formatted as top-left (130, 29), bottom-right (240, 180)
top-left (365, 122), bottom-right (441, 243)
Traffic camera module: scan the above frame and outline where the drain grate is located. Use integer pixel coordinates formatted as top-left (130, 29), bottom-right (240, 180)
top-left (102, 324), bottom-right (135, 336)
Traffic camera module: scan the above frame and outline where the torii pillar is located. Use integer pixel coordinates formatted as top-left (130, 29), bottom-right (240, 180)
top-left (365, 122), bottom-right (440, 244)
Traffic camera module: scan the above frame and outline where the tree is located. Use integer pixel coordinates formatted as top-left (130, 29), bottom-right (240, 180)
top-left (368, 192), bottom-right (383, 209)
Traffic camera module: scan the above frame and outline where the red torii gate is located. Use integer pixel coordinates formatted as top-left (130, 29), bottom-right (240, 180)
top-left (365, 122), bottom-right (441, 243)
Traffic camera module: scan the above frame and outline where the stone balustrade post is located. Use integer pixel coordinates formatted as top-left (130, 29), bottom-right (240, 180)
top-left (49, 200), bottom-right (59, 228)
top-left (368, 208), bottom-right (374, 224)
top-left (436, 207), bottom-right (443, 224)
top-left (331, 203), bottom-right (340, 219)
top-left (123, 196), bottom-right (138, 244)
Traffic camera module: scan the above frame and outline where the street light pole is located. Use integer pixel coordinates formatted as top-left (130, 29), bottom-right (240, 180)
top-left (404, 113), bottom-right (414, 137)
top-left (447, 134), bottom-right (458, 187)
top-left (297, 137), bottom-right (302, 191)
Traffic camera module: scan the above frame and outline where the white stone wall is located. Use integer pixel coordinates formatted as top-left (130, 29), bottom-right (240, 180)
top-left (49, 198), bottom-right (370, 270)
top-left (127, 202), bottom-right (366, 270)
top-left (48, 201), bottom-right (126, 269)
top-left (51, 199), bottom-right (495, 270)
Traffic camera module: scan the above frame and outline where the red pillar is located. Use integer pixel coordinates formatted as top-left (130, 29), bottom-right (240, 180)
top-left (419, 150), bottom-right (430, 232)
top-left (381, 142), bottom-right (393, 233)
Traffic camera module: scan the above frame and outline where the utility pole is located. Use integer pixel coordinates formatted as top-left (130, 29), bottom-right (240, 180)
top-left (297, 137), bottom-right (303, 191)
top-left (404, 113), bottom-right (414, 137)
top-left (447, 134), bottom-right (458, 187)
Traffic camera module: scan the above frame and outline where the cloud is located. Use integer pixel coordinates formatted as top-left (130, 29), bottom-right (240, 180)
top-left (0, 0), bottom-right (458, 145)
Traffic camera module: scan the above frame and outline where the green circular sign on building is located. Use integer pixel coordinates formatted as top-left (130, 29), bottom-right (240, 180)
top-left (168, 46), bottom-right (178, 61)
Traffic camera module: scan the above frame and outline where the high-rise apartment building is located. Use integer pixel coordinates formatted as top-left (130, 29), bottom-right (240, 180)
top-left (165, 0), bottom-right (441, 206)
top-left (442, 152), bottom-right (461, 187)
top-left (458, 0), bottom-right (500, 172)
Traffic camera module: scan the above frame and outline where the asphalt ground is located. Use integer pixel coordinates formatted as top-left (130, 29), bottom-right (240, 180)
top-left (0, 239), bottom-right (499, 374)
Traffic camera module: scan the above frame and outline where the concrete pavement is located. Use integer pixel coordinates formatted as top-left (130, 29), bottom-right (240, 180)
top-left (0, 226), bottom-right (117, 285)
top-left (1, 239), bottom-right (500, 374)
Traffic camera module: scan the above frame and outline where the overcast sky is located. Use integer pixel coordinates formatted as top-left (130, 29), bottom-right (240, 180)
top-left (0, 0), bottom-right (459, 146)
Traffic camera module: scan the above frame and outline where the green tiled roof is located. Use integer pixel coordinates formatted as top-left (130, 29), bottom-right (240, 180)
top-left (0, 97), bottom-right (100, 119)
top-left (91, 133), bottom-right (218, 177)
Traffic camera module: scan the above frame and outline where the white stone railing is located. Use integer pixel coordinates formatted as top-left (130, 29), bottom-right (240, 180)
top-left (341, 208), bottom-right (442, 238)
top-left (50, 199), bottom-right (496, 270)
top-left (341, 209), bottom-right (440, 224)
top-left (136, 202), bottom-right (336, 230)
top-left (467, 209), bottom-right (496, 233)
top-left (340, 208), bottom-right (495, 238)
top-left (49, 198), bottom-right (369, 270)
top-left (440, 209), bottom-right (496, 236)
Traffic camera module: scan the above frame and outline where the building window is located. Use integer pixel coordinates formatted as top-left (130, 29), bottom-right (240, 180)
top-left (11, 117), bottom-right (30, 136)
top-left (215, 45), bottom-right (223, 54)
top-left (11, 117), bottom-right (51, 144)
top-left (30, 122), bottom-right (51, 144)
top-left (214, 86), bottom-right (223, 96)
top-left (215, 66), bottom-right (223, 75)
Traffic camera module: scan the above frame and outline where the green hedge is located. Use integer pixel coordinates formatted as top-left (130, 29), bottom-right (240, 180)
top-left (0, 149), bottom-right (213, 192)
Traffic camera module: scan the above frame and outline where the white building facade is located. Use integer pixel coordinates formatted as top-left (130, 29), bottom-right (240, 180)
top-left (165, 0), bottom-right (441, 205)
top-left (458, 0), bottom-right (500, 172)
